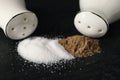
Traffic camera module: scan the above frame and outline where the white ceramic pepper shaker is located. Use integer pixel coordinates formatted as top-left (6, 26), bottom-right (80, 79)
top-left (74, 0), bottom-right (120, 38)
top-left (0, 0), bottom-right (38, 40)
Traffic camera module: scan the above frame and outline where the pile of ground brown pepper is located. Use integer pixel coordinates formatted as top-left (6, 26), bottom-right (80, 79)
top-left (59, 35), bottom-right (101, 58)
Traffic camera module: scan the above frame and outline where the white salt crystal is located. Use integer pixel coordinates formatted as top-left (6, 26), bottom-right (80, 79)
top-left (17, 37), bottom-right (74, 64)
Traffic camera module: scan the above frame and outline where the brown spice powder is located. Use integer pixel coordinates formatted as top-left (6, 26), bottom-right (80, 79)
top-left (59, 35), bottom-right (101, 58)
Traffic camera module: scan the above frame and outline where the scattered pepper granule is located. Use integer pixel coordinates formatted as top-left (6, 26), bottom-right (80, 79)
top-left (59, 35), bottom-right (101, 58)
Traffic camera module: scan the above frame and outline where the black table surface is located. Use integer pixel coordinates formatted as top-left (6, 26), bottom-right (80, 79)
top-left (0, 0), bottom-right (120, 80)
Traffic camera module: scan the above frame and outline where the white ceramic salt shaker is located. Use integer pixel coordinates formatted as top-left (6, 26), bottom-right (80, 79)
top-left (0, 0), bottom-right (38, 40)
top-left (74, 0), bottom-right (120, 38)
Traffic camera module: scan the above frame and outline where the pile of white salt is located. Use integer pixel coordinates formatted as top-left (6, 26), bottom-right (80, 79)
top-left (17, 37), bottom-right (74, 64)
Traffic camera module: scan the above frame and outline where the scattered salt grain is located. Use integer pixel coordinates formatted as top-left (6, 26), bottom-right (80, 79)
top-left (17, 37), bottom-right (74, 64)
